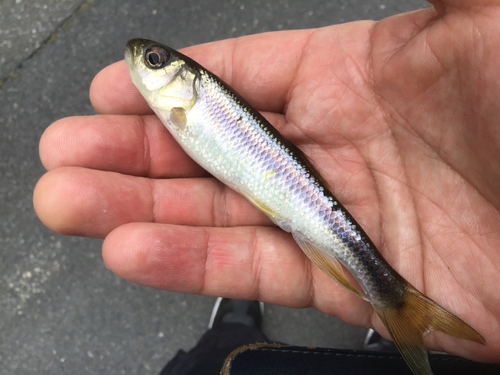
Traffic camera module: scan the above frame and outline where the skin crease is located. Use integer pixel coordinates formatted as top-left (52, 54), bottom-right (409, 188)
top-left (33, 0), bottom-right (500, 363)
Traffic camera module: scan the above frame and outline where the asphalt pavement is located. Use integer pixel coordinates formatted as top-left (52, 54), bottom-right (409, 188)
top-left (0, 0), bottom-right (430, 374)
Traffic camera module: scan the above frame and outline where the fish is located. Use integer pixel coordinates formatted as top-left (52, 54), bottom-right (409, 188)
top-left (124, 38), bottom-right (485, 375)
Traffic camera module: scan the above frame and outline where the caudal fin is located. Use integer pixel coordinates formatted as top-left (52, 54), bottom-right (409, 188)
top-left (374, 282), bottom-right (485, 375)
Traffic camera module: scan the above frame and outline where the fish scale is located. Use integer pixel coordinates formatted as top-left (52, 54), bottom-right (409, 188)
top-left (160, 53), bottom-right (401, 308)
top-left (125, 38), bottom-right (485, 375)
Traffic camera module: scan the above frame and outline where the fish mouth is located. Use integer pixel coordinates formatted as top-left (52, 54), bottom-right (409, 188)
top-left (125, 38), bottom-right (153, 69)
top-left (124, 46), bottom-right (133, 69)
top-left (126, 38), bottom-right (153, 54)
top-left (126, 38), bottom-right (151, 49)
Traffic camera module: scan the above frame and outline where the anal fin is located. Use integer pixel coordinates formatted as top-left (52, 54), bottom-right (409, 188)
top-left (292, 232), bottom-right (367, 301)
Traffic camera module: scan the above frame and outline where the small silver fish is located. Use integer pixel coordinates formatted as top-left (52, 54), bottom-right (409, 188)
top-left (125, 38), bottom-right (485, 375)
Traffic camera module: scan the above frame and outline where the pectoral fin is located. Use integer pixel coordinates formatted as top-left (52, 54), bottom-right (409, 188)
top-left (170, 107), bottom-right (187, 129)
top-left (292, 232), bottom-right (367, 301)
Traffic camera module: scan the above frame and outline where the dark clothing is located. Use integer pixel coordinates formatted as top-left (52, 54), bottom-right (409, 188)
top-left (224, 345), bottom-right (500, 375)
top-left (159, 324), bottom-right (500, 375)
top-left (159, 323), bottom-right (270, 375)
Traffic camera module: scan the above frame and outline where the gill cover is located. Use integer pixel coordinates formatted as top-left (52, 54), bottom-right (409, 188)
top-left (125, 38), bottom-right (199, 112)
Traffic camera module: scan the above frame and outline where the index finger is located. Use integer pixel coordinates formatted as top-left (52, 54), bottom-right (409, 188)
top-left (90, 29), bottom-right (312, 115)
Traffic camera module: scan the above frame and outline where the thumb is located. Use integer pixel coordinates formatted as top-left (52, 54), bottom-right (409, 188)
top-left (428, 0), bottom-right (498, 13)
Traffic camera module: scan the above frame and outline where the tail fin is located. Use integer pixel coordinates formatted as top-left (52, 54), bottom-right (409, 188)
top-left (374, 282), bottom-right (485, 375)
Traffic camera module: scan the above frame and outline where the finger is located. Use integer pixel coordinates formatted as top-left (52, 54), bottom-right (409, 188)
top-left (90, 61), bottom-right (152, 115)
top-left (91, 29), bottom-right (313, 115)
top-left (33, 167), bottom-right (271, 239)
top-left (39, 114), bottom-right (205, 177)
top-left (102, 221), bottom-right (371, 326)
top-left (40, 112), bottom-right (286, 177)
top-left (426, 0), bottom-right (495, 11)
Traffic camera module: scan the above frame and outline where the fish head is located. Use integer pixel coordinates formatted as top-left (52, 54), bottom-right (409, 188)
top-left (125, 38), bottom-right (199, 113)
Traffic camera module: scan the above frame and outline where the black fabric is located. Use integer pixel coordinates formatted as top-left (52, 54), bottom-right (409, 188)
top-left (159, 323), bottom-right (270, 375)
top-left (226, 345), bottom-right (500, 375)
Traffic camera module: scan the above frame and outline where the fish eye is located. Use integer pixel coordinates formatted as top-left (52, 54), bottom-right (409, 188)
top-left (144, 46), bottom-right (169, 69)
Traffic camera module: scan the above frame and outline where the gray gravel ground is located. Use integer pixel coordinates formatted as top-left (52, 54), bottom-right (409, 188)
top-left (1, 0), bottom-right (430, 374)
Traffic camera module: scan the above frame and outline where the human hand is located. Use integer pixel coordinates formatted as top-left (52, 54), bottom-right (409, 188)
top-left (34, 0), bottom-right (500, 362)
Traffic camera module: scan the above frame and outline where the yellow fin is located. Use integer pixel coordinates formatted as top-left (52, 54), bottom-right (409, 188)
top-left (263, 169), bottom-right (276, 179)
top-left (374, 282), bottom-right (485, 375)
top-left (292, 232), bottom-right (367, 301)
top-left (170, 107), bottom-right (187, 129)
top-left (238, 191), bottom-right (294, 233)
top-left (243, 193), bottom-right (278, 218)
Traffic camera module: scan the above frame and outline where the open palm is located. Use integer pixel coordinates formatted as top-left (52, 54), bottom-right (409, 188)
top-left (34, 0), bottom-right (500, 362)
